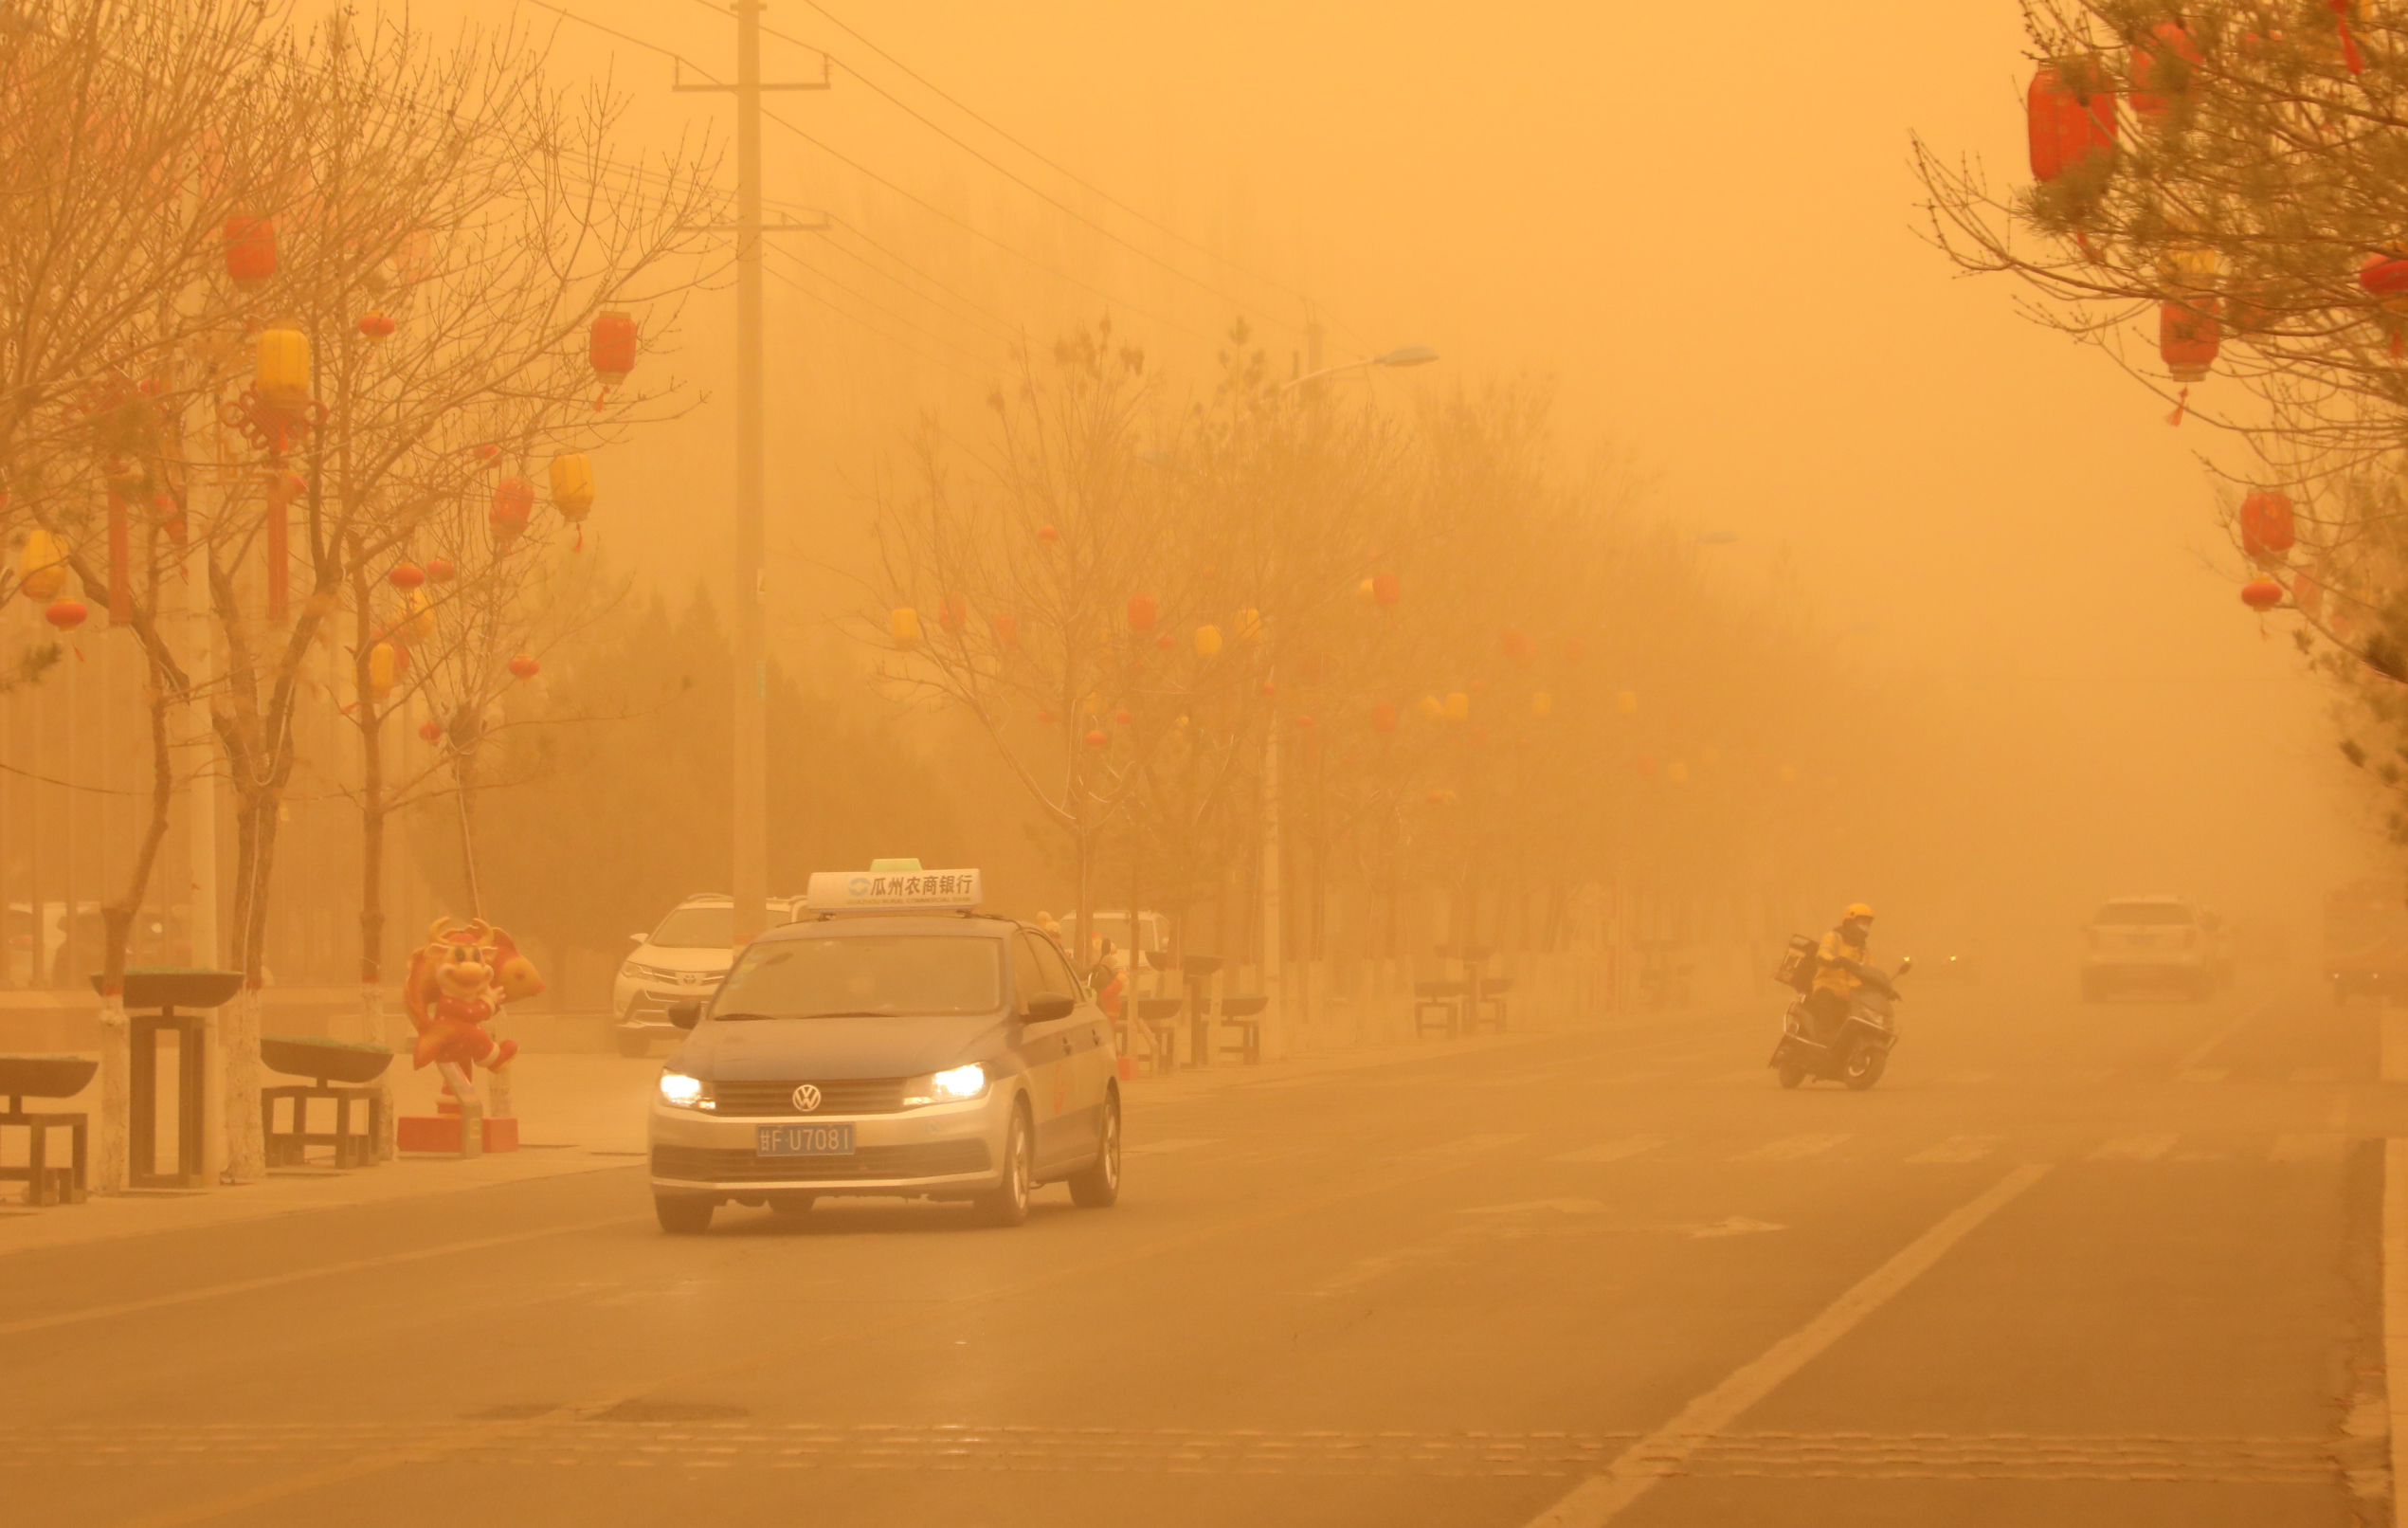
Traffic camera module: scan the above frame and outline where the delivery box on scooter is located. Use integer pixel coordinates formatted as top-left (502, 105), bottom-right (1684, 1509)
top-left (1773, 935), bottom-right (1820, 995)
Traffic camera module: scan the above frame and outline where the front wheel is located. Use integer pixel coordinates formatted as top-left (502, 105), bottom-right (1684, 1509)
top-left (655, 1194), bottom-right (714, 1234)
top-left (974, 1103), bottom-right (1034, 1228)
top-left (1842, 1046), bottom-right (1887, 1091)
top-left (1068, 1090), bottom-right (1122, 1208)
top-left (1776, 1062), bottom-right (1806, 1090)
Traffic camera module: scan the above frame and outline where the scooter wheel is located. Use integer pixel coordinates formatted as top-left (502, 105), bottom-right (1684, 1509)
top-left (1777, 1063), bottom-right (1807, 1089)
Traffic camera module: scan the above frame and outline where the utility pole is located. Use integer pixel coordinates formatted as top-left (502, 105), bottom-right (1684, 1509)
top-left (677, 4), bottom-right (827, 946)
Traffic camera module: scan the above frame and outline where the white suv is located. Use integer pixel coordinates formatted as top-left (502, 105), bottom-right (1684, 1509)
top-left (2082, 896), bottom-right (2218, 1002)
top-left (612, 895), bottom-right (799, 1056)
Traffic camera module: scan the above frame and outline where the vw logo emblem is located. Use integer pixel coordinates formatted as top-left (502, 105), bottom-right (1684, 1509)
top-left (790, 1083), bottom-right (823, 1113)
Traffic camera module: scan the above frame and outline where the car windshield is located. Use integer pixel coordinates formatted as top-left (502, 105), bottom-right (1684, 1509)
top-left (650, 906), bottom-right (733, 948)
top-left (712, 935), bottom-right (1004, 1019)
top-left (2094, 902), bottom-right (2194, 927)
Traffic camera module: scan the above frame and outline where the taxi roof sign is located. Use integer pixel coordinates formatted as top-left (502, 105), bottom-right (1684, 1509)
top-left (806, 867), bottom-right (982, 912)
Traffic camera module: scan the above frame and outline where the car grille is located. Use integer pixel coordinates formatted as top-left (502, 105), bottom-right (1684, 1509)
top-left (711, 1078), bottom-right (912, 1117)
top-left (651, 1141), bottom-right (990, 1183)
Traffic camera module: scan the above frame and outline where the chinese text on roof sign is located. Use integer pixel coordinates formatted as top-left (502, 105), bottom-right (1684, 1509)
top-left (806, 869), bottom-right (984, 912)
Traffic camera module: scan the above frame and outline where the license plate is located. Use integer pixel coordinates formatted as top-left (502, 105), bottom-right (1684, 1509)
top-left (755, 1123), bottom-right (855, 1156)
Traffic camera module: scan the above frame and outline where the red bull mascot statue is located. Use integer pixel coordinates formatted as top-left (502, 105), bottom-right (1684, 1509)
top-left (397, 918), bottom-right (544, 1155)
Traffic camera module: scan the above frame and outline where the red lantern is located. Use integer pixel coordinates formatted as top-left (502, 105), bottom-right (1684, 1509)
top-left (45, 596), bottom-right (86, 632)
top-left (1113, 708), bottom-right (1133, 725)
top-left (1154, 633), bottom-right (1175, 650)
top-left (418, 719), bottom-right (444, 744)
top-left (1037, 524), bottom-right (1060, 545)
top-left (1295, 713), bottom-right (1316, 730)
top-left (425, 556), bottom-right (456, 583)
top-left (491, 476), bottom-right (534, 551)
top-left (991, 612), bottom-right (1019, 649)
top-left (2239, 490), bottom-right (2297, 562)
top-left (1037, 708), bottom-right (1058, 724)
top-left (589, 310), bottom-right (638, 387)
top-left (939, 593), bottom-right (968, 635)
top-left (224, 217), bottom-right (276, 291)
top-left (2160, 300), bottom-right (2219, 381)
top-left (1127, 594), bottom-right (1157, 632)
top-left (2128, 22), bottom-right (2201, 122)
top-left (2239, 577), bottom-right (2285, 612)
top-left (1259, 680), bottom-right (1276, 699)
top-left (389, 562), bottom-right (425, 590)
top-left (473, 443), bottom-right (502, 465)
top-left (1371, 700), bottom-right (1398, 735)
top-left (507, 653), bottom-right (540, 679)
top-left (1370, 573), bottom-right (1401, 608)
top-left (2362, 251), bottom-right (2408, 302)
top-left (1083, 728), bottom-right (1108, 748)
top-left (2027, 64), bottom-right (2117, 183)
top-left (1635, 752), bottom-right (1659, 777)
top-left (1501, 628), bottom-right (1537, 664)
top-left (357, 313), bottom-right (395, 344)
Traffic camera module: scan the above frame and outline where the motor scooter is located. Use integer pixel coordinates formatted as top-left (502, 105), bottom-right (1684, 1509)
top-left (1769, 955), bottom-right (1910, 1091)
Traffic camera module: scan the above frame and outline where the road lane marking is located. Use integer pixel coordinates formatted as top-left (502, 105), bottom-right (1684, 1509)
top-left (1552, 1136), bottom-right (1667, 1164)
top-left (1400, 1133), bottom-right (1529, 1160)
top-left (1729, 1133), bottom-right (1851, 1162)
top-left (1905, 1136), bottom-right (2001, 1164)
top-left (1521, 1163), bottom-right (2051, 1527)
top-left (1124, 1138), bottom-right (1218, 1157)
top-left (1459, 1199), bottom-right (1610, 1215)
top-left (2176, 1068), bottom-right (2230, 1084)
top-left (0, 1214), bottom-right (630, 1339)
top-left (1684, 1217), bottom-right (1785, 1239)
top-left (2175, 1005), bottom-right (2260, 1071)
top-left (2271, 1134), bottom-right (2346, 1163)
top-left (2088, 1134), bottom-right (2180, 1162)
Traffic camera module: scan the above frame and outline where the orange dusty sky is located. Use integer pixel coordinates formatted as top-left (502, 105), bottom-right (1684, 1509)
top-left (426, 0), bottom-right (2370, 934)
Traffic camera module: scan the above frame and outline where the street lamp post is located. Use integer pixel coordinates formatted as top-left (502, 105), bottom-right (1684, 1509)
top-left (1262, 341), bottom-right (1439, 1060)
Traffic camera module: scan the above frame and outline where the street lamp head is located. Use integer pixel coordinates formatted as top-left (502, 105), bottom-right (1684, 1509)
top-left (1374, 344), bottom-right (1439, 368)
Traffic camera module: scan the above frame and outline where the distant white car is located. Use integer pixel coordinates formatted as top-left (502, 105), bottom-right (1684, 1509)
top-left (612, 895), bottom-right (801, 1056)
top-left (2082, 896), bottom-right (2218, 1002)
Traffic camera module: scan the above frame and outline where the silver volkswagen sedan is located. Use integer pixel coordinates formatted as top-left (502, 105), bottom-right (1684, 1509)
top-left (647, 908), bottom-right (1120, 1232)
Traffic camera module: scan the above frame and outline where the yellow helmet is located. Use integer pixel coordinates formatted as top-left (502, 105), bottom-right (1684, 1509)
top-left (1844, 902), bottom-right (1875, 921)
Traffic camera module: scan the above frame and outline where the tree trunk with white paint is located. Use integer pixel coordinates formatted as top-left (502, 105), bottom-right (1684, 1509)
top-left (94, 995), bottom-right (129, 1193)
top-left (221, 987), bottom-right (264, 1183)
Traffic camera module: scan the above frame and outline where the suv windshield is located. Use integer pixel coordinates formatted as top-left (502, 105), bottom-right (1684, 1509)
top-left (713, 935), bottom-right (1004, 1019)
top-left (650, 906), bottom-right (733, 948)
top-left (2094, 902), bottom-right (2194, 927)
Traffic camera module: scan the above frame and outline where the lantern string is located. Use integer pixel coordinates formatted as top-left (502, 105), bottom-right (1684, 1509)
top-left (2164, 387), bottom-right (2190, 427)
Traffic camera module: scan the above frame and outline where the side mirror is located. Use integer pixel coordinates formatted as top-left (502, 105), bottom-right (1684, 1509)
top-left (1023, 991), bottom-right (1076, 1023)
top-left (628, 932), bottom-right (648, 944)
top-left (668, 1001), bottom-right (703, 1030)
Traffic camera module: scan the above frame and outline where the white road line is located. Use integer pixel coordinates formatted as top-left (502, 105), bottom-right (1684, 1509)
top-left (0, 1215), bottom-right (629, 1339)
top-left (2177, 1068), bottom-right (2230, 1084)
top-left (1523, 1164), bottom-right (2051, 1527)
top-left (1552, 1136), bottom-right (1667, 1164)
top-left (1905, 1136), bottom-right (2001, 1164)
top-left (2384, 1140), bottom-right (2408, 1522)
top-left (2089, 1134), bottom-right (2181, 1162)
top-left (1729, 1134), bottom-right (1852, 1162)
top-left (2270, 1134), bottom-right (2346, 1163)
top-left (2175, 1005), bottom-right (2260, 1071)
top-left (1400, 1133), bottom-right (1529, 1160)
top-left (1124, 1138), bottom-right (1219, 1157)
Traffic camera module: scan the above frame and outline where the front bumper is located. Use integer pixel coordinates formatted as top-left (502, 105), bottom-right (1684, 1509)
top-left (615, 978), bottom-right (720, 1030)
top-left (648, 1088), bottom-right (1010, 1200)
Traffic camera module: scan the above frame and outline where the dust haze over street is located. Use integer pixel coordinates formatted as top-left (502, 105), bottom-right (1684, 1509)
top-left (10, 0), bottom-right (2408, 1525)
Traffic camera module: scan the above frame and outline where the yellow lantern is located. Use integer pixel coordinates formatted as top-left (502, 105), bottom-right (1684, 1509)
top-left (890, 607), bottom-right (922, 647)
top-left (255, 326), bottom-right (312, 412)
top-left (1617, 689), bottom-right (1639, 715)
top-left (549, 453), bottom-right (595, 522)
top-left (1192, 624), bottom-right (1222, 659)
top-left (1530, 690), bottom-right (1552, 718)
top-left (367, 641), bottom-right (398, 699)
top-left (1232, 608), bottom-right (1262, 644)
top-left (1417, 694), bottom-right (1444, 722)
top-left (17, 527), bottom-right (68, 601)
top-left (400, 587), bottom-right (435, 644)
top-left (1444, 691), bottom-right (1471, 722)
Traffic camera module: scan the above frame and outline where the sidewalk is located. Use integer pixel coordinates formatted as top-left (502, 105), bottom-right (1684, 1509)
top-left (0, 1010), bottom-right (1650, 1259)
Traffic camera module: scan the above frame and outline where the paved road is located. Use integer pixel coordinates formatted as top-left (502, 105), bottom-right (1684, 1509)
top-left (6, 974), bottom-right (2402, 1527)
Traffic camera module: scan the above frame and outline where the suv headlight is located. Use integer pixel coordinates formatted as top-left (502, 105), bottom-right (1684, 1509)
top-left (658, 1071), bottom-right (713, 1110)
top-left (902, 1063), bottom-right (989, 1108)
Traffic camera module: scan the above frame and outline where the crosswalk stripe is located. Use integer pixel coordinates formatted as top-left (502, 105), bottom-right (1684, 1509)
top-left (1730, 1133), bottom-right (1852, 1162)
top-left (2089, 1134), bottom-right (2181, 1161)
top-left (2271, 1133), bottom-right (2347, 1163)
top-left (1552, 1136), bottom-right (1667, 1164)
top-left (1906, 1135), bottom-right (2001, 1164)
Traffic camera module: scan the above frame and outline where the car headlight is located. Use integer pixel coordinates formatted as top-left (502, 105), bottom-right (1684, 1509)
top-left (658, 1071), bottom-right (711, 1109)
top-left (902, 1063), bottom-right (989, 1108)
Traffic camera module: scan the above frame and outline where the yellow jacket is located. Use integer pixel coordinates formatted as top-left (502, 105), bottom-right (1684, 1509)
top-left (1815, 925), bottom-right (1870, 998)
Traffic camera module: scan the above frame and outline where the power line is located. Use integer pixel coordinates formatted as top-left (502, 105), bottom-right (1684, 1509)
top-left (813, 222), bottom-right (1019, 344)
top-left (764, 240), bottom-right (1000, 367)
top-left (759, 260), bottom-right (988, 385)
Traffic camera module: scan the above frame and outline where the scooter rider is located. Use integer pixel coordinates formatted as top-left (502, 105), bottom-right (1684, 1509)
top-left (1808, 903), bottom-right (1879, 1044)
